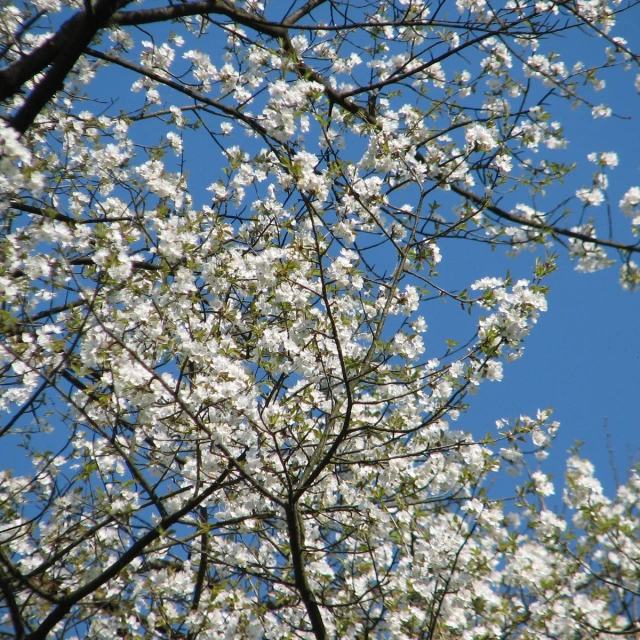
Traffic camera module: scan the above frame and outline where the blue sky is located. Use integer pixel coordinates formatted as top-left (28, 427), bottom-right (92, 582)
top-left (463, 255), bottom-right (639, 499)
top-left (462, 19), bottom-right (640, 499)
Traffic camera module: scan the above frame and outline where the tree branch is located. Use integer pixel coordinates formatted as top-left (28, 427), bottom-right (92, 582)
top-left (85, 47), bottom-right (269, 138)
top-left (0, 14), bottom-right (80, 103)
top-left (8, 0), bottom-right (134, 135)
top-left (285, 503), bottom-right (326, 640)
top-left (9, 200), bottom-right (77, 225)
top-left (449, 183), bottom-right (640, 255)
top-left (112, 0), bottom-right (286, 39)
top-left (0, 559), bottom-right (26, 640)
top-left (283, 0), bottom-right (329, 25)
top-left (68, 256), bottom-right (162, 271)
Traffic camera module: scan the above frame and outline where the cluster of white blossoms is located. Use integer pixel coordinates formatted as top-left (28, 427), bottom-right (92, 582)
top-left (262, 80), bottom-right (324, 141)
top-left (465, 123), bottom-right (498, 152)
top-left (472, 277), bottom-right (548, 370)
top-left (568, 224), bottom-right (615, 272)
top-left (620, 186), bottom-right (640, 232)
top-left (0, 121), bottom-right (42, 210)
top-left (1, 0), bottom-right (640, 638)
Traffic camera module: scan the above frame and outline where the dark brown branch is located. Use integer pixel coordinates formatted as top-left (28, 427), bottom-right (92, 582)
top-left (9, 200), bottom-right (147, 225)
top-left (0, 300), bottom-right (85, 337)
top-left (0, 546), bottom-right (62, 608)
top-left (9, 0), bottom-right (134, 135)
top-left (109, 4), bottom-right (517, 33)
top-left (285, 503), bottom-right (326, 640)
top-left (449, 183), bottom-right (640, 255)
top-left (0, 559), bottom-right (26, 640)
top-left (112, 0), bottom-right (286, 39)
top-left (7, 256), bottom-right (161, 284)
top-left (0, 376), bottom-right (51, 438)
top-left (111, 0), bottom-right (224, 26)
top-left (68, 256), bottom-right (161, 271)
top-left (9, 200), bottom-right (77, 225)
top-left (283, 0), bottom-right (329, 25)
top-left (0, 13), bottom-right (81, 102)
top-left (190, 507), bottom-right (208, 613)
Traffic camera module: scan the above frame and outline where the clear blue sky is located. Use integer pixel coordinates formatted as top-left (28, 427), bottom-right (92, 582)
top-left (446, 17), bottom-right (640, 499)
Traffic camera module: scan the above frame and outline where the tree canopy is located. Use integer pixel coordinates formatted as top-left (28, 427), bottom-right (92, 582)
top-left (1, 0), bottom-right (640, 638)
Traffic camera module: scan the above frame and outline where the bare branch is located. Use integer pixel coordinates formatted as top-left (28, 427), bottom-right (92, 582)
top-left (450, 183), bottom-right (640, 255)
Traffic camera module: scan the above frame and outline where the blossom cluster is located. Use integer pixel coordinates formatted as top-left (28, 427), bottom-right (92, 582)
top-left (1, 0), bottom-right (639, 638)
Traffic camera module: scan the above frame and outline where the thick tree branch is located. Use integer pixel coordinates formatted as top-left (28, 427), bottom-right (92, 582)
top-left (0, 560), bottom-right (26, 640)
top-left (190, 506), bottom-right (208, 614)
top-left (113, 0), bottom-right (286, 38)
top-left (283, 0), bottom-right (329, 25)
top-left (9, 200), bottom-right (78, 225)
top-left (449, 183), bottom-right (640, 255)
top-left (111, 0), bottom-right (226, 26)
top-left (285, 503), bottom-right (326, 640)
top-left (0, 15), bottom-right (80, 102)
top-left (0, 376), bottom-right (51, 438)
top-left (8, 0), bottom-right (134, 135)
top-left (68, 256), bottom-right (162, 271)
top-left (0, 300), bottom-right (85, 338)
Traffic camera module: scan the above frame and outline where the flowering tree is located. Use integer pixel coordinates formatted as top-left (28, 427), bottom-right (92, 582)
top-left (2, 0), bottom-right (640, 638)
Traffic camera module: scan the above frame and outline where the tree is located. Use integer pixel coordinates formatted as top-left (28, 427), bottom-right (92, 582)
top-left (1, 0), bottom-right (640, 637)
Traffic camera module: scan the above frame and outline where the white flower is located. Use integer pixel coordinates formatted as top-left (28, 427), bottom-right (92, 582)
top-left (392, 333), bottom-right (425, 359)
top-left (169, 105), bottom-right (184, 128)
top-left (576, 187), bottom-right (604, 207)
top-left (536, 510), bottom-right (566, 537)
top-left (471, 277), bottom-right (504, 291)
top-left (146, 88), bottom-right (161, 104)
top-left (456, 0), bottom-right (486, 12)
top-left (166, 132), bottom-right (183, 156)
top-left (483, 360), bottom-right (503, 381)
top-left (411, 316), bottom-right (428, 333)
top-left (291, 151), bottom-right (329, 200)
top-left (587, 151), bottom-right (618, 168)
top-left (591, 104), bottom-right (612, 118)
top-left (465, 123), bottom-right (497, 151)
top-left (531, 428), bottom-right (549, 447)
top-left (531, 471), bottom-right (554, 496)
top-left (568, 225), bottom-right (612, 272)
top-left (620, 186), bottom-right (640, 215)
top-left (620, 261), bottom-right (640, 291)
top-left (564, 456), bottom-right (608, 509)
top-left (394, 285), bottom-right (420, 314)
top-left (492, 153), bottom-right (513, 173)
top-left (462, 498), bottom-right (484, 515)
